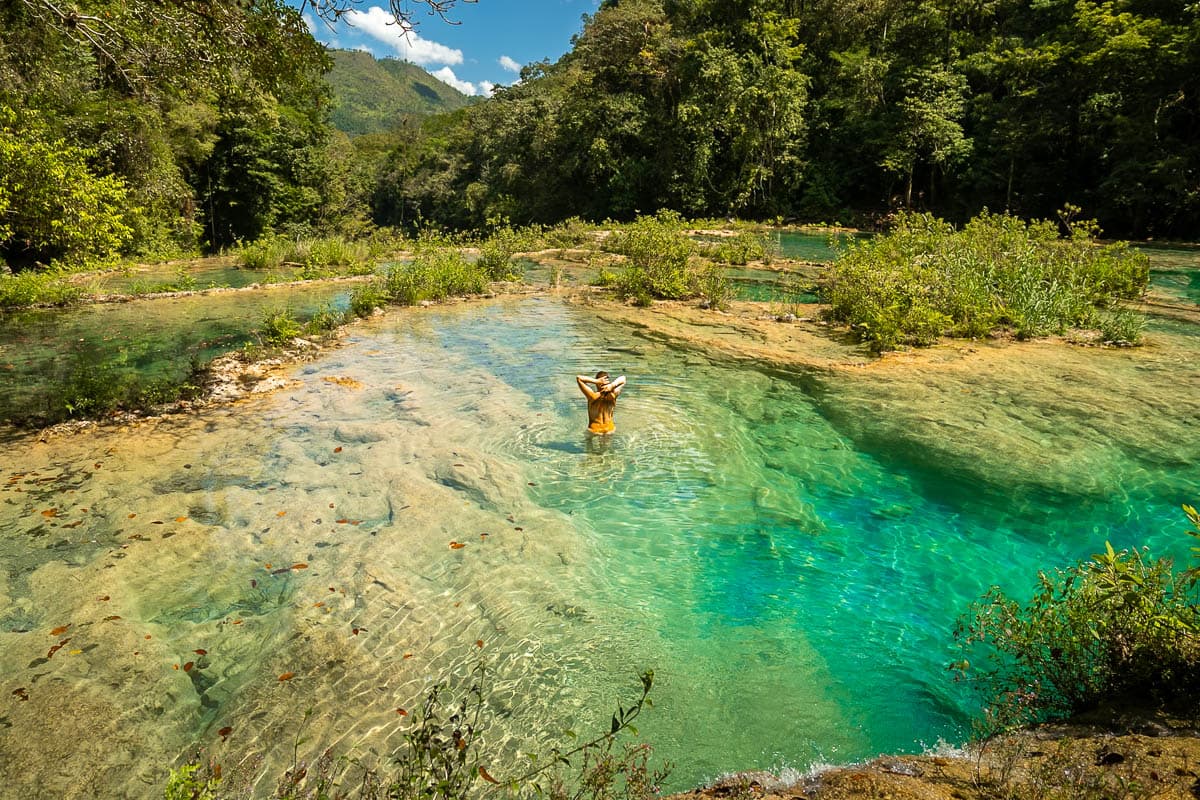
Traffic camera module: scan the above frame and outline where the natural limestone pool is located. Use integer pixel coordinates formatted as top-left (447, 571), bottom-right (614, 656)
top-left (1, 294), bottom-right (1198, 797)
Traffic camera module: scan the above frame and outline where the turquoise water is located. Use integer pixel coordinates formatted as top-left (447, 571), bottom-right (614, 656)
top-left (407, 302), bottom-right (1198, 783)
top-left (2, 288), bottom-right (1199, 795)
top-left (77, 262), bottom-right (273, 293)
top-left (725, 267), bottom-right (819, 303)
top-left (1138, 243), bottom-right (1200, 305)
top-left (0, 284), bottom-right (352, 424)
top-left (0, 297), bottom-right (1197, 796)
top-left (773, 231), bottom-right (871, 261)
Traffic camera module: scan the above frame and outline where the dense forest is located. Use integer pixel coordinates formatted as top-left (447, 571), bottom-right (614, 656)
top-left (2, 0), bottom-right (1198, 276)
top-left (384, 0), bottom-right (1200, 238)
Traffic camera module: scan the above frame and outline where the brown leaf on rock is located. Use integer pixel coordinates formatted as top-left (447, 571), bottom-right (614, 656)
top-left (104, 615), bottom-right (122, 621)
top-left (183, 662), bottom-right (194, 672)
top-left (479, 766), bottom-right (501, 785)
top-left (175, 516), bottom-right (188, 523)
top-left (291, 563), bottom-right (308, 570)
top-left (278, 672), bottom-right (295, 681)
top-left (449, 541), bottom-right (466, 550)
top-left (194, 649), bottom-right (207, 655)
top-left (218, 726), bottom-right (232, 741)
top-left (49, 624), bottom-right (70, 636)
top-left (334, 447), bottom-right (343, 453)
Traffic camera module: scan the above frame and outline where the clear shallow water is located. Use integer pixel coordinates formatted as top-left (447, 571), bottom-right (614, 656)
top-left (76, 262), bottom-right (276, 293)
top-left (0, 284), bottom-right (353, 424)
top-left (1137, 244), bottom-right (1200, 305)
top-left (2, 297), bottom-right (1197, 797)
top-left (773, 231), bottom-right (871, 261)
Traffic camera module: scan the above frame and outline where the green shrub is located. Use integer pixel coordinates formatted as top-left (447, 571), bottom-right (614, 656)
top-left (0, 270), bottom-right (84, 307)
top-left (260, 307), bottom-right (303, 346)
top-left (1097, 306), bottom-right (1145, 345)
top-left (384, 247), bottom-right (486, 306)
top-left (304, 304), bottom-right (347, 335)
top-left (593, 268), bottom-right (619, 287)
top-left (350, 282), bottom-right (389, 317)
top-left (705, 230), bottom-right (769, 265)
top-left (237, 235), bottom-right (377, 277)
top-left (825, 211), bottom-right (1150, 351)
top-left (0, 110), bottom-right (133, 270)
top-left (544, 217), bottom-right (595, 249)
top-left (953, 504), bottom-right (1200, 734)
top-left (238, 237), bottom-right (291, 270)
top-left (694, 262), bottom-right (732, 310)
top-left (607, 211), bottom-right (697, 301)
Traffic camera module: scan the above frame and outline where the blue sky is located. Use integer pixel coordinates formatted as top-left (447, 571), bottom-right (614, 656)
top-left (294, 1), bottom-right (599, 96)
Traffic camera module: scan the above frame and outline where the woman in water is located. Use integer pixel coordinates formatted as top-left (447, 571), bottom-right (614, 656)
top-left (576, 371), bottom-right (626, 434)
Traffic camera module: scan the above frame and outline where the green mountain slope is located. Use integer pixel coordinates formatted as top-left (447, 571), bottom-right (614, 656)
top-left (326, 49), bottom-right (472, 136)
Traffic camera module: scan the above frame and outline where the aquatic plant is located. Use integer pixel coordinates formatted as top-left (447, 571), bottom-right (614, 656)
top-left (825, 210), bottom-right (1151, 351)
top-left (1096, 307), bottom-right (1146, 346)
top-left (49, 350), bottom-right (207, 422)
top-left (953, 503), bottom-right (1200, 734)
top-left (304, 303), bottom-right (348, 336)
top-left (166, 665), bottom-right (664, 800)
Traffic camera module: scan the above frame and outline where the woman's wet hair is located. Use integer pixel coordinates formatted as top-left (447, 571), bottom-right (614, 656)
top-left (595, 371), bottom-right (610, 381)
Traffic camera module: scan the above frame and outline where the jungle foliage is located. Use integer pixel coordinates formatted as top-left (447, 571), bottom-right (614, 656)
top-left (4, 0), bottom-right (1196, 276)
top-left (0, 0), bottom-right (370, 274)
top-left (376, 0), bottom-right (1200, 239)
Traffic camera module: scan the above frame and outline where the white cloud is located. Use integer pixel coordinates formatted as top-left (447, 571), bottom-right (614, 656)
top-left (479, 80), bottom-right (496, 97)
top-left (344, 6), bottom-right (463, 66)
top-left (436, 66), bottom-right (492, 97)
top-left (498, 55), bottom-right (521, 73)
